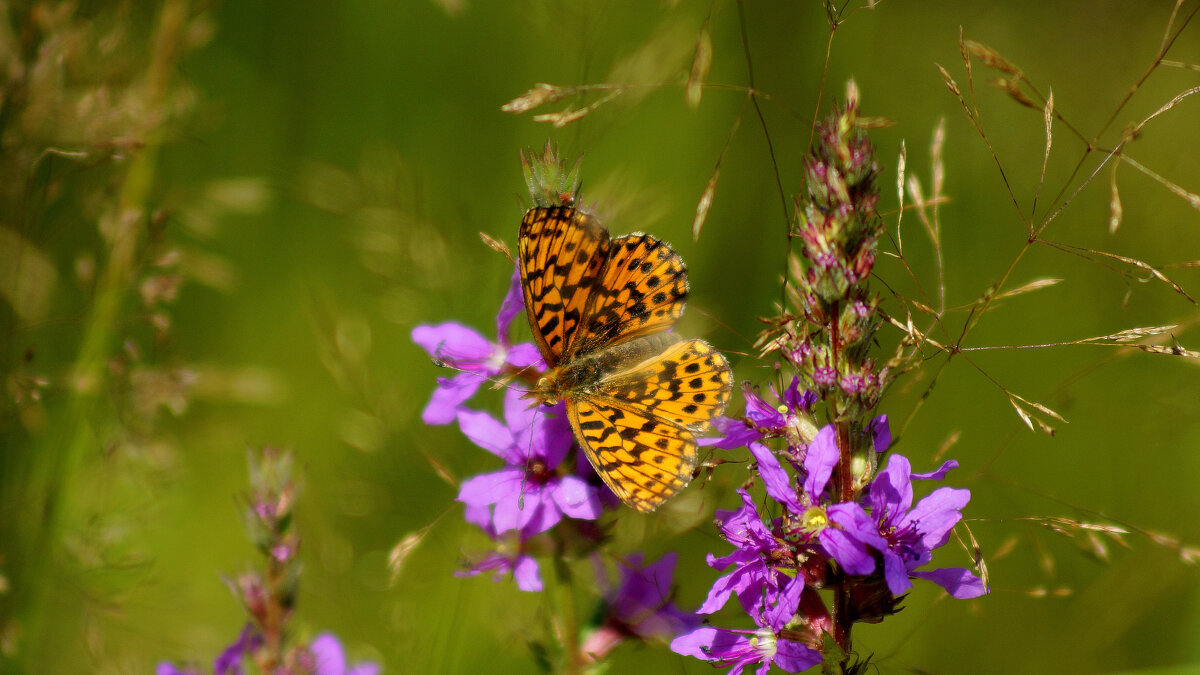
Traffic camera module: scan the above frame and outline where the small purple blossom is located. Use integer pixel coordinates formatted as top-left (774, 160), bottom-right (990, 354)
top-left (213, 624), bottom-right (263, 675)
top-left (671, 607), bottom-right (821, 675)
top-left (411, 269), bottom-right (542, 424)
top-left (697, 490), bottom-right (805, 628)
top-left (581, 553), bottom-right (699, 661)
top-left (864, 454), bottom-right (987, 598)
top-left (456, 546), bottom-right (543, 592)
top-left (308, 633), bottom-right (381, 675)
top-left (456, 387), bottom-right (602, 536)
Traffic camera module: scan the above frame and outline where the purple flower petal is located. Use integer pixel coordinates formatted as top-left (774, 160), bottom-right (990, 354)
top-left (870, 414), bottom-right (891, 453)
top-left (912, 567), bottom-right (987, 599)
top-left (503, 387), bottom-right (538, 448)
top-left (700, 416), bottom-right (763, 449)
top-left (457, 468), bottom-right (524, 507)
top-left (513, 554), bottom-right (543, 591)
top-left (748, 442), bottom-right (801, 512)
top-left (505, 342), bottom-right (543, 368)
top-left (911, 459), bottom-right (958, 481)
top-left (157, 664), bottom-right (200, 675)
top-left (868, 454), bottom-right (913, 524)
top-left (551, 475), bottom-right (601, 520)
top-left (743, 383), bottom-right (786, 428)
top-left (411, 322), bottom-right (494, 365)
top-left (496, 267), bottom-right (526, 342)
top-left (881, 549), bottom-right (913, 595)
top-left (213, 624), bottom-right (262, 675)
top-left (456, 408), bottom-right (517, 460)
top-left (310, 634), bottom-right (347, 675)
top-left (803, 425), bottom-right (839, 498)
top-left (905, 487), bottom-right (970, 550)
top-left (763, 574), bottom-right (806, 630)
top-left (773, 638), bottom-right (823, 672)
top-left (493, 484), bottom-right (550, 534)
top-left (670, 626), bottom-right (747, 660)
top-left (422, 373), bottom-right (485, 425)
top-left (819, 527), bottom-right (875, 576)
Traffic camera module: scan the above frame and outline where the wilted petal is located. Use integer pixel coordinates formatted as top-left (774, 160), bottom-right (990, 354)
top-left (422, 373), bottom-right (484, 425)
top-left (912, 567), bottom-right (987, 599)
top-left (802, 425), bottom-right (839, 498)
top-left (456, 408), bottom-right (517, 460)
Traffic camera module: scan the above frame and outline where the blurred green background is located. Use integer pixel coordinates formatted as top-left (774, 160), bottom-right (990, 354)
top-left (3, 1), bottom-right (1200, 672)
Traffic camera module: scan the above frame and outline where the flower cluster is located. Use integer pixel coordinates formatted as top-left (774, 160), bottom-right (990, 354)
top-left (672, 409), bottom-right (984, 673)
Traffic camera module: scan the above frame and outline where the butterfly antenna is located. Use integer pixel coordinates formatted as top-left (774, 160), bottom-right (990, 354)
top-left (430, 357), bottom-right (536, 397)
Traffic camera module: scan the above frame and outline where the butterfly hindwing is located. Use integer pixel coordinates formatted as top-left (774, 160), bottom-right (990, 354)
top-left (518, 206), bottom-right (610, 366)
top-left (596, 338), bottom-right (733, 428)
top-left (568, 396), bottom-right (698, 514)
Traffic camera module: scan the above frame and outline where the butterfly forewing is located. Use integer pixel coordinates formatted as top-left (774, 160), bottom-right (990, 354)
top-left (568, 397), bottom-right (697, 513)
top-left (573, 233), bottom-right (688, 356)
top-left (518, 206), bottom-right (610, 366)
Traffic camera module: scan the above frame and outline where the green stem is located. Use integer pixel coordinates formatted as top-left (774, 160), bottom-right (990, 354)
top-left (552, 551), bottom-right (582, 675)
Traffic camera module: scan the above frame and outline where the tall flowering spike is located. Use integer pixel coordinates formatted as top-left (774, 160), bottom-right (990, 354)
top-left (771, 80), bottom-right (889, 420)
top-left (522, 141), bottom-right (582, 208)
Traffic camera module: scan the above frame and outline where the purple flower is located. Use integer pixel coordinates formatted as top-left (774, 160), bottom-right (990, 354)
top-left (456, 387), bottom-right (601, 536)
top-left (309, 633), bottom-right (381, 675)
top-left (412, 269), bottom-right (542, 424)
top-left (456, 547), bottom-right (543, 592)
top-left (581, 553), bottom-right (699, 661)
top-left (214, 624), bottom-right (263, 675)
top-left (671, 608), bottom-right (821, 675)
top-left (157, 624), bottom-right (264, 675)
top-left (698, 490), bottom-right (805, 628)
top-left (703, 379), bottom-right (817, 458)
top-left (864, 454), bottom-right (987, 599)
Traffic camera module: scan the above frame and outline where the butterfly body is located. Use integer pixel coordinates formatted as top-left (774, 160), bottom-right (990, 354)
top-left (518, 206), bottom-right (732, 513)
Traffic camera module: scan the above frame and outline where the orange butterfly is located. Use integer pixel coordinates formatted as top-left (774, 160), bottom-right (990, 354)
top-left (519, 206), bottom-right (733, 512)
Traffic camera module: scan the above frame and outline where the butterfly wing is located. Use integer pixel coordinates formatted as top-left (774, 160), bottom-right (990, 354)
top-left (518, 206), bottom-right (610, 366)
top-left (571, 233), bottom-right (689, 356)
top-left (568, 337), bottom-right (733, 512)
top-left (597, 338), bottom-right (733, 428)
top-left (568, 396), bottom-right (698, 513)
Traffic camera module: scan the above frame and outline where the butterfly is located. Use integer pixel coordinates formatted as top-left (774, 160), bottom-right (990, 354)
top-left (518, 205), bottom-right (733, 513)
